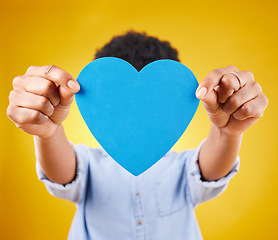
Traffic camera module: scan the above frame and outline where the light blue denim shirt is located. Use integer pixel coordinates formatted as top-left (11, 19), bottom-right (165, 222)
top-left (36, 141), bottom-right (239, 240)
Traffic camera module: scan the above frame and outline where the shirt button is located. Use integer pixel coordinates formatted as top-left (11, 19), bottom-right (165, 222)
top-left (137, 219), bottom-right (143, 225)
top-left (136, 192), bottom-right (140, 196)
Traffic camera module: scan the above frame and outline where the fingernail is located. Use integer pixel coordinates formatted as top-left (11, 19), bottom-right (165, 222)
top-left (67, 80), bottom-right (80, 92)
top-left (196, 87), bottom-right (207, 99)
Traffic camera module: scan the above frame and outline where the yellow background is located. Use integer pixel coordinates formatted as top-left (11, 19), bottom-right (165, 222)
top-left (1, 0), bottom-right (277, 239)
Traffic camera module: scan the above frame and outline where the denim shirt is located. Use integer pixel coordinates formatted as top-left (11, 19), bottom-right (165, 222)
top-left (36, 141), bottom-right (239, 240)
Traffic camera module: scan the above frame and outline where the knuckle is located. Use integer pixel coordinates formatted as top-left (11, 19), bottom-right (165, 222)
top-left (240, 105), bottom-right (252, 117)
top-left (40, 97), bottom-right (50, 108)
top-left (8, 90), bottom-right (16, 102)
top-left (259, 94), bottom-right (269, 109)
top-left (12, 76), bottom-right (23, 88)
top-left (210, 69), bottom-right (221, 76)
top-left (256, 107), bottom-right (265, 119)
top-left (229, 95), bottom-right (240, 107)
top-left (31, 111), bottom-right (44, 124)
top-left (253, 81), bottom-right (262, 92)
top-left (44, 80), bottom-right (56, 94)
top-left (208, 69), bottom-right (223, 81)
top-left (221, 75), bottom-right (232, 86)
top-left (6, 106), bottom-right (14, 120)
top-left (56, 70), bottom-right (67, 81)
top-left (45, 65), bottom-right (69, 82)
top-left (264, 95), bottom-right (269, 106)
top-left (16, 114), bottom-right (26, 125)
top-left (244, 70), bottom-right (254, 80)
top-left (44, 65), bottom-right (57, 77)
top-left (222, 103), bottom-right (232, 114)
top-left (39, 97), bottom-right (53, 116)
top-left (26, 66), bottom-right (36, 74)
top-left (227, 65), bottom-right (237, 70)
top-left (223, 65), bottom-right (239, 72)
top-left (30, 111), bottom-right (40, 121)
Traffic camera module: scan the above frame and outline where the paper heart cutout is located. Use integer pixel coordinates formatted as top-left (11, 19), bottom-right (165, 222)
top-left (75, 57), bottom-right (199, 176)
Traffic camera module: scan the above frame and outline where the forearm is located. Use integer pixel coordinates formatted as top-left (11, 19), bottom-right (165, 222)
top-left (34, 125), bottom-right (76, 185)
top-left (198, 124), bottom-right (242, 181)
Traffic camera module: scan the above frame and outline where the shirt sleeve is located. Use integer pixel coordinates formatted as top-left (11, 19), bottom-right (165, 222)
top-left (186, 139), bottom-right (240, 208)
top-left (36, 143), bottom-right (90, 205)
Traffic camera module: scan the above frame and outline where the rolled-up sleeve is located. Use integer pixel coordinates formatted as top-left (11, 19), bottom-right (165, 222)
top-left (186, 140), bottom-right (240, 208)
top-left (36, 143), bottom-right (89, 205)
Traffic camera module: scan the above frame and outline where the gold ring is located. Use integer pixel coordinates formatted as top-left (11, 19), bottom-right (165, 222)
top-left (229, 72), bottom-right (243, 88)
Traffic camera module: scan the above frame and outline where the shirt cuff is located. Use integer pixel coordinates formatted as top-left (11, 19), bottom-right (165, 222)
top-left (186, 139), bottom-right (240, 207)
top-left (36, 142), bottom-right (87, 204)
top-left (189, 139), bottom-right (240, 188)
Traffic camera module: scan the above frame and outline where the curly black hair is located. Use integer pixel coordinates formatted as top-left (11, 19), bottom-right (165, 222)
top-left (95, 30), bottom-right (180, 71)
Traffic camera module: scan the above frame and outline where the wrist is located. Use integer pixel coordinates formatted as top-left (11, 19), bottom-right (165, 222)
top-left (212, 124), bottom-right (243, 141)
top-left (34, 124), bottom-right (63, 141)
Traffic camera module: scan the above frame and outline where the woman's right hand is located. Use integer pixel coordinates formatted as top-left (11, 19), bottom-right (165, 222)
top-left (7, 65), bottom-right (80, 139)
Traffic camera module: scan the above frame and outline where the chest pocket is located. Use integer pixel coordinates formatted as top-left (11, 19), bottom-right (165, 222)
top-left (155, 167), bottom-right (189, 217)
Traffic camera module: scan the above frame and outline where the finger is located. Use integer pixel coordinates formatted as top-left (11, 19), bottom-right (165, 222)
top-left (13, 75), bottom-right (60, 106)
top-left (230, 70), bottom-right (254, 88)
top-left (217, 71), bottom-right (252, 103)
top-left (216, 73), bottom-right (241, 103)
top-left (232, 95), bottom-right (267, 121)
top-left (222, 81), bottom-right (261, 115)
top-left (200, 89), bottom-right (219, 113)
top-left (25, 65), bottom-right (80, 93)
top-left (10, 90), bottom-right (54, 117)
top-left (196, 65), bottom-right (239, 100)
top-left (7, 106), bottom-right (48, 126)
top-left (58, 86), bottom-right (74, 107)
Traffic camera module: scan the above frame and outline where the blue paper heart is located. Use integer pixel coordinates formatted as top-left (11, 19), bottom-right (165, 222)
top-left (75, 57), bottom-right (199, 176)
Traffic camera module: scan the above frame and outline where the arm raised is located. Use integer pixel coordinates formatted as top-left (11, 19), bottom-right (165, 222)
top-left (195, 66), bottom-right (268, 181)
top-left (7, 65), bottom-right (80, 184)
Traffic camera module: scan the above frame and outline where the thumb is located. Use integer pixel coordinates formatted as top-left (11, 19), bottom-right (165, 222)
top-left (196, 86), bottom-right (219, 112)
